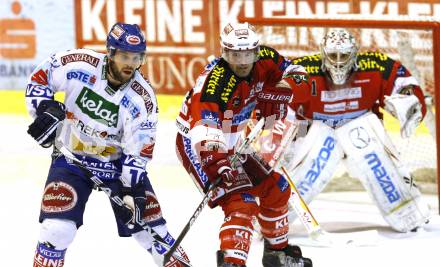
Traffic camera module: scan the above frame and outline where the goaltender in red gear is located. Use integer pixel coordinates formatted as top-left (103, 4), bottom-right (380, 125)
top-left (175, 22), bottom-right (313, 267)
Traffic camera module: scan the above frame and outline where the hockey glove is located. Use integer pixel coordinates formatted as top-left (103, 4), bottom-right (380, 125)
top-left (256, 85), bottom-right (293, 125)
top-left (112, 180), bottom-right (148, 229)
top-left (384, 94), bottom-right (422, 138)
top-left (239, 151), bottom-right (273, 185)
top-left (200, 151), bottom-right (253, 208)
top-left (117, 154), bottom-right (149, 227)
top-left (27, 100), bottom-right (66, 147)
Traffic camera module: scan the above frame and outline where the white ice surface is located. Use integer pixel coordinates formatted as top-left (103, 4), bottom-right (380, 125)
top-left (1, 114), bottom-right (439, 267)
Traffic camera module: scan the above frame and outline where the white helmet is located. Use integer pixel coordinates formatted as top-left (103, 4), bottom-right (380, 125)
top-left (220, 22), bottom-right (260, 65)
top-left (320, 29), bottom-right (358, 84)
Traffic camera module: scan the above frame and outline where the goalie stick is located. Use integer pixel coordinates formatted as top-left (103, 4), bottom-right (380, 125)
top-left (281, 166), bottom-right (379, 247)
top-left (163, 118), bottom-right (266, 265)
top-left (57, 146), bottom-right (192, 267)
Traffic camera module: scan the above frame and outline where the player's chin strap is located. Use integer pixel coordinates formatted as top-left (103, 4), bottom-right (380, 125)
top-left (57, 146), bottom-right (192, 267)
top-left (163, 118), bottom-right (266, 265)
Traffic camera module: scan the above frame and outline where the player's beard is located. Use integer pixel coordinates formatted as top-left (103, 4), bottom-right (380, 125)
top-left (108, 60), bottom-right (135, 85)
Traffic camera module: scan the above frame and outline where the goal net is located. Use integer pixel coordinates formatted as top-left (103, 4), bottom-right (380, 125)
top-left (246, 16), bottom-right (439, 198)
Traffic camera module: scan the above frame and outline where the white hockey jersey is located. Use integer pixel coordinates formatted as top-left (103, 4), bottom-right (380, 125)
top-left (25, 49), bottom-right (158, 179)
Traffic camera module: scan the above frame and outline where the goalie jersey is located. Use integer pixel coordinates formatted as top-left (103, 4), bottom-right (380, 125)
top-left (289, 52), bottom-right (426, 127)
top-left (25, 49), bottom-right (158, 179)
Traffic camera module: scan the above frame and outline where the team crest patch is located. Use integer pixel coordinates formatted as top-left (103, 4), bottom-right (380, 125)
top-left (110, 24), bottom-right (125, 39)
top-left (223, 23), bottom-right (233, 35)
top-left (142, 192), bottom-right (162, 222)
top-left (41, 182), bottom-right (78, 213)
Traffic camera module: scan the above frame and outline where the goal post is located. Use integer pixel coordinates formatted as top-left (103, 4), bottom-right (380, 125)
top-left (239, 15), bottom-right (440, 212)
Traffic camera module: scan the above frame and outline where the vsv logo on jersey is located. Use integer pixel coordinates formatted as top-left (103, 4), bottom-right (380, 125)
top-left (75, 87), bottom-right (119, 127)
top-left (365, 152), bottom-right (401, 203)
top-left (67, 69), bottom-right (96, 86)
top-left (25, 84), bottom-right (54, 98)
top-left (298, 136), bottom-right (335, 195)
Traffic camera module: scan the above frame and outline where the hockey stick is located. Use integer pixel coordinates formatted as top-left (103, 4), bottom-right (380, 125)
top-left (163, 118), bottom-right (266, 264)
top-left (281, 166), bottom-right (379, 247)
top-left (57, 146), bottom-right (192, 267)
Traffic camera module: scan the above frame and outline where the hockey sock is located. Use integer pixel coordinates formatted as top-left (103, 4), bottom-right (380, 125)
top-left (33, 242), bottom-right (66, 267)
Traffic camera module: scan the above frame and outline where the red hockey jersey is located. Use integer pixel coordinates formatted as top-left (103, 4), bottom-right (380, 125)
top-left (288, 52), bottom-right (426, 127)
top-left (176, 46), bottom-right (307, 151)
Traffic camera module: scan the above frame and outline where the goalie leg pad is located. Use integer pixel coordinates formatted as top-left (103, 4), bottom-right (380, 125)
top-left (336, 112), bottom-right (430, 232)
top-left (283, 121), bottom-right (343, 223)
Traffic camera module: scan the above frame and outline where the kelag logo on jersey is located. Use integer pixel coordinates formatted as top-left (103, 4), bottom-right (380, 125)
top-left (75, 87), bottom-right (119, 127)
top-left (67, 69), bottom-right (96, 86)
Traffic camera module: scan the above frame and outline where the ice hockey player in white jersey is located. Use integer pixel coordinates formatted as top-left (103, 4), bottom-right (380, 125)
top-left (280, 29), bottom-right (431, 233)
top-left (27, 22), bottom-right (190, 267)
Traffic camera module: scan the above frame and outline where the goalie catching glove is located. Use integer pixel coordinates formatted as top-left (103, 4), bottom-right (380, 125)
top-left (200, 150), bottom-right (253, 208)
top-left (27, 100), bottom-right (66, 147)
top-left (384, 94), bottom-right (422, 138)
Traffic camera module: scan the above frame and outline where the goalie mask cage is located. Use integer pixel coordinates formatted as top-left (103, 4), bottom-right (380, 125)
top-left (241, 16), bottom-right (440, 212)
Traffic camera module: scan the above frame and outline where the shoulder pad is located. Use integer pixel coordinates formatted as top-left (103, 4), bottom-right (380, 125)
top-left (291, 54), bottom-right (323, 76)
top-left (200, 59), bottom-right (239, 111)
top-left (356, 52), bottom-right (395, 79)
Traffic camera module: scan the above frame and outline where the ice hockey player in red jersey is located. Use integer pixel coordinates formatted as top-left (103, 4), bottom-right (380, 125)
top-left (175, 22), bottom-right (313, 267)
top-left (282, 29), bottom-right (430, 233)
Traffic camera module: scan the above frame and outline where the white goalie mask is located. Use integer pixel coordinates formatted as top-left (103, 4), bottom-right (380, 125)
top-left (320, 29), bottom-right (359, 85)
top-left (220, 22), bottom-right (260, 65)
